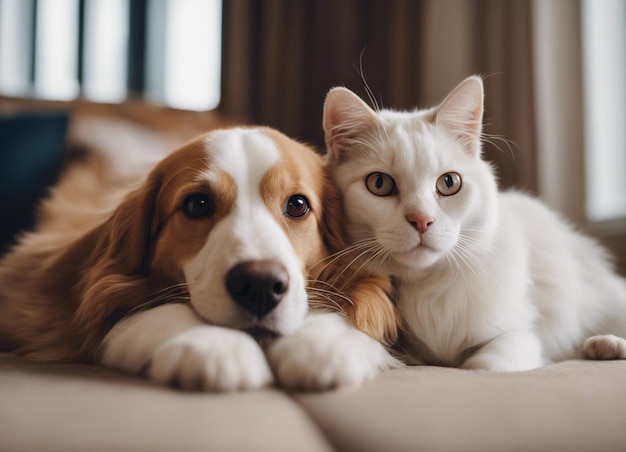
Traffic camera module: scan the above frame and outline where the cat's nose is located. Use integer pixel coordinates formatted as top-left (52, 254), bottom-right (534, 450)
top-left (406, 213), bottom-right (434, 233)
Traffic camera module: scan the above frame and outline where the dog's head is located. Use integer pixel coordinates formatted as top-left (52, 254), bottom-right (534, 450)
top-left (79, 127), bottom-right (343, 340)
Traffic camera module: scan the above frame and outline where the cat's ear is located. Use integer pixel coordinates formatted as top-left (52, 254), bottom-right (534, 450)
top-left (435, 76), bottom-right (484, 157)
top-left (323, 87), bottom-right (377, 162)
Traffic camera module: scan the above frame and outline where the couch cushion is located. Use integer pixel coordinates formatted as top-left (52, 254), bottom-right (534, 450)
top-left (0, 353), bottom-right (332, 452)
top-left (3, 353), bottom-right (625, 451)
top-left (295, 360), bottom-right (626, 452)
top-left (0, 113), bottom-right (68, 254)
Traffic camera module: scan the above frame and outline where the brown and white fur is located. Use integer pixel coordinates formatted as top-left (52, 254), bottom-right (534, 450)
top-left (0, 126), bottom-right (399, 391)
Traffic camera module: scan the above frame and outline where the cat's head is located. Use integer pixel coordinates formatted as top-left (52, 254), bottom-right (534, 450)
top-left (324, 76), bottom-right (499, 280)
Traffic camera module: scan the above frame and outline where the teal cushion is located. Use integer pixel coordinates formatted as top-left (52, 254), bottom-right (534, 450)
top-left (0, 113), bottom-right (69, 254)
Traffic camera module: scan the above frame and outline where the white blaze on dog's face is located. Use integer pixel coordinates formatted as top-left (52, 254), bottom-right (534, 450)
top-left (148, 127), bottom-right (328, 336)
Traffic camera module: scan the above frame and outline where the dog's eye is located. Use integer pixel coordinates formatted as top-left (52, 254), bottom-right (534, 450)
top-left (285, 195), bottom-right (310, 219)
top-left (182, 194), bottom-right (214, 218)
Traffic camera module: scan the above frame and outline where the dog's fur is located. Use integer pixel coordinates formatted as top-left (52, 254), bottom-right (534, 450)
top-left (0, 126), bottom-right (398, 390)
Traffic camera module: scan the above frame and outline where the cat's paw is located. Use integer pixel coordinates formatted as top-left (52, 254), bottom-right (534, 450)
top-left (149, 326), bottom-right (273, 391)
top-left (461, 353), bottom-right (538, 372)
top-left (461, 331), bottom-right (544, 372)
top-left (583, 334), bottom-right (626, 360)
top-left (267, 312), bottom-right (399, 391)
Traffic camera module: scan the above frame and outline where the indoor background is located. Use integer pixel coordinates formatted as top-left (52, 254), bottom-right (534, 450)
top-left (0, 0), bottom-right (624, 273)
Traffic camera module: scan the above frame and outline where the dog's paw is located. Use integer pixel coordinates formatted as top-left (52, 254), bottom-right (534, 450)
top-left (267, 312), bottom-right (399, 391)
top-left (149, 326), bottom-right (273, 391)
top-left (583, 334), bottom-right (626, 360)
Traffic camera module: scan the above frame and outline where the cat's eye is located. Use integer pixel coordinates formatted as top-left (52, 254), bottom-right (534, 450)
top-left (182, 193), bottom-right (214, 218)
top-left (436, 172), bottom-right (462, 196)
top-left (366, 172), bottom-right (397, 196)
top-left (285, 194), bottom-right (310, 219)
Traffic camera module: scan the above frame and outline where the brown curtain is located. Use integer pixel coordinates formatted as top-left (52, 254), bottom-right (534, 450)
top-left (220, 0), bottom-right (537, 192)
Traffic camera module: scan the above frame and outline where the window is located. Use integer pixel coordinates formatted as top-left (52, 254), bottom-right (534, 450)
top-left (0, 0), bottom-right (222, 110)
top-left (83, 0), bottom-right (129, 102)
top-left (532, 0), bottom-right (626, 227)
top-left (35, 0), bottom-right (80, 100)
top-left (0, 0), bottom-right (33, 96)
top-left (582, 0), bottom-right (626, 223)
top-left (146, 0), bottom-right (222, 110)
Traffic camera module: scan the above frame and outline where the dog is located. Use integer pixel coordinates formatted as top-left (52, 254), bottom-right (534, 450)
top-left (0, 126), bottom-right (399, 391)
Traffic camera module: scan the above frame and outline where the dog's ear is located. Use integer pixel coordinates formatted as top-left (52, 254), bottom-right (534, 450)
top-left (342, 275), bottom-right (399, 346)
top-left (70, 169), bottom-right (163, 358)
top-left (312, 252), bottom-right (400, 347)
top-left (320, 171), bottom-right (349, 254)
top-left (102, 172), bottom-right (162, 274)
top-left (313, 168), bottom-right (400, 347)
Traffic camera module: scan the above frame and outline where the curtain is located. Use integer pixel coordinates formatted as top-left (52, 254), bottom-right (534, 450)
top-left (220, 0), bottom-right (536, 192)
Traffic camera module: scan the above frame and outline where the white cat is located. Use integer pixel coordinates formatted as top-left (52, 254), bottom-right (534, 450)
top-left (323, 76), bottom-right (626, 371)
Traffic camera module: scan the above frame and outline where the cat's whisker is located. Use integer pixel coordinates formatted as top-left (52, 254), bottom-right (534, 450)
top-left (445, 248), bottom-right (469, 285)
top-left (457, 229), bottom-right (499, 252)
top-left (337, 244), bottom-right (389, 290)
top-left (325, 239), bottom-right (381, 265)
top-left (355, 49), bottom-right (381, 112)
top-left (459, 227), bottom-right (486, 233)
top-left (310, 239), bottom-right (380, 271)
top-left (324, 240), bottom-right (375, 268)
top-left (324, 244), bottom-right (382, 289)
top-left (457, 235), bottom-right (504, 267)
top-left (307, 280), bottom-right (355, 306)
top-left (457, 236), bottom-right (494, 253)
top-left (307, 282), bottom-right (358, 314)
top-left (444, 253), bottom-right (462, 285)
top-left (353, 56), bottom-right (391, 144)
top-left (452, 244), bottom-right (492, 288)
top-left (449, 248), bottom-right (481, 286)
top-left (307, 296), bottom-right (344, 314)
top-left (481, 133), bottom-right (518, 162)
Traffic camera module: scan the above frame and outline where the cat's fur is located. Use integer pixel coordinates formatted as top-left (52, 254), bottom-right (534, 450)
top-left (323, 76), bottom-right (626, 371)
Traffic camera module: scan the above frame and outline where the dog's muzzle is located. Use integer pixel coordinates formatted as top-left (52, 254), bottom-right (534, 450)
top-left (225, 259), bottom-right (289, 318)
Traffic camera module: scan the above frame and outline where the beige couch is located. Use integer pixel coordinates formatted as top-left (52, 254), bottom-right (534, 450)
top-left (1, 354), bottom-right (624, 452)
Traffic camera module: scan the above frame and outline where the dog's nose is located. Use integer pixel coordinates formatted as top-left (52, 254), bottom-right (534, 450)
top-left (225, 260), bottom-right (289, 318)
